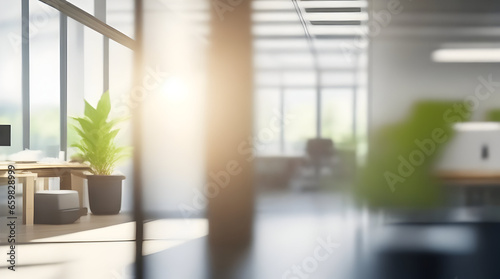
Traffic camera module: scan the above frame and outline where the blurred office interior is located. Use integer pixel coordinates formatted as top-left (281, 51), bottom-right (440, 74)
top-left (2, 0), bottom-right (500, 278)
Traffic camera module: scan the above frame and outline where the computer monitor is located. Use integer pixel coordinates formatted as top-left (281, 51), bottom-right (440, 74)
top-left (436, 122), bottom-right (500, 172)
top-left (0, 125), bottom-right (11, 146)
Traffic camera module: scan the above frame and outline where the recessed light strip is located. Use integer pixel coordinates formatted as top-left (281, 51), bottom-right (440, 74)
top-left (432, 48), bottom-right (500, 63)
top-left (253, 1), bottom-right (368, 10)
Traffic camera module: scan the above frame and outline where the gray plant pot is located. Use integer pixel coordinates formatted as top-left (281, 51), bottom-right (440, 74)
top-left (87, 175), bottom-right (125, 215)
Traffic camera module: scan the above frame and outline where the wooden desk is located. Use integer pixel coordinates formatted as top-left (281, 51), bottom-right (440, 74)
top-left (0, 162), bottom-right (90, 225)
top-left (437, 171), bottom-right (500, 185)
top-left (437, 171), bottom-right (500, 206)
top-left (0, 171), bottom-right (37, 225)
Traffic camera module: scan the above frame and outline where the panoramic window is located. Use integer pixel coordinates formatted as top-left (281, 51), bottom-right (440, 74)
top-left (252, 0), bottom-right (368, 156)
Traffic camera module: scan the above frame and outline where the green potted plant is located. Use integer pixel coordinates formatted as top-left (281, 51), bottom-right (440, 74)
top-left (71, 91), bottom-right (130, 215)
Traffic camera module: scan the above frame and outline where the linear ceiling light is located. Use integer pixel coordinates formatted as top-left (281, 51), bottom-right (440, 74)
top-left (252, 12), bottom-right (369, 22)
top-left (252, 1), bottom-right (367, 10)
top-left (432, 48), bottom-right (500, 63)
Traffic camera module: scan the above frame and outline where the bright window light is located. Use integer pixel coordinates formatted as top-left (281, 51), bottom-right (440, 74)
top-left (161, 76), bottom-right (189, 104)
top-left (432, 48), bottom-right (500, 63)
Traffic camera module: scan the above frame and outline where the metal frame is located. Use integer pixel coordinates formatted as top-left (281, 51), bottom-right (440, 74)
top-left (22, 0), bottom-right (30, 150)
top-left (60, 14), bottom-right (68, 159)
top-left (29, 0), bottom-right (133, 158)
top-left (94, 0), bottom-right (109, 92)
top-left (132, 2), bottom-right (144, 278)
top-left (39, 0), bottom-right (135, 50)
top-left (291, 0), bottom-right (322, 138)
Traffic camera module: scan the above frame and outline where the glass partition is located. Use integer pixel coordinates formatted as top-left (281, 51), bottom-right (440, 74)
top-left (29, 0), bottom-right (60, 157)
top-left (0, 0), bottom-right (22, 157)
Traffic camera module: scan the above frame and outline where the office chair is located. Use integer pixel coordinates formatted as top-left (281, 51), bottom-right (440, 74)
top-left (306, 138), bottom-right (335, 175)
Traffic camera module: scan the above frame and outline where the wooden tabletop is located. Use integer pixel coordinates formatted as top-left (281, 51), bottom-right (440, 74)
top-left (437, 170), bottom-right (500, 185)
top-left (0, 162), bottom-right (90, 171)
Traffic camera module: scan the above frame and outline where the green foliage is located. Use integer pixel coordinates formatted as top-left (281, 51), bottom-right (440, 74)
top-left (355, 101), bottom-right (471, 208)
top-left (486, 109), bottom-right (500, 122)
top-left (71, 91), bottom-right (130, 175)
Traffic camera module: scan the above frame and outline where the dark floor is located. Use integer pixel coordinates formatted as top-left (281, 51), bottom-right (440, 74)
top-left (145, 191), bottom-right (359, 279)
top-left (144, 191), bottom-right (500, 279)
top-left (2, 188), bottom-right (500, 278)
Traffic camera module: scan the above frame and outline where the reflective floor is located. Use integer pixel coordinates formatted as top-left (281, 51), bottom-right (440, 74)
top-left (2, 191), bottom-right (500, 278)
top-left (0, 213), bottom-right (208, 279)
top-left (146, 191), bottom-right (360, 279)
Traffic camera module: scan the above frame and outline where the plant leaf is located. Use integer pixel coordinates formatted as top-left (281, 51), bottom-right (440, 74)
top-left (84, 100), bottom-right (98, 120)
top-left (96, 91), bottom-right (111, 121)
top-left (70, 91), bottom-right (132, 175)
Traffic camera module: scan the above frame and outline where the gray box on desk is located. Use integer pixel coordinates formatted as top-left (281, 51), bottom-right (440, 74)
top-left (34, 190), bottom-right (80, 224)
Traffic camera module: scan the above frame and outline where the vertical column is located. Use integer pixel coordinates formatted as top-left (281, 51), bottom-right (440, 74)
top-left (315, 54), bottom-right (321, 138)
top-left (60, 14), bottom-right (68, 159)
top-left (207, 0), bottom-right (254, 246)
top-left (132, 0), bottom-right (145, 278)
top-left (279, 81), bottom-right (285, 153)
top-left (94, 0), bottom-right (109, 92)
top-left (22, 0), bottom-right (30, 149)
top-left (67, 16), bottom-right (85, 159)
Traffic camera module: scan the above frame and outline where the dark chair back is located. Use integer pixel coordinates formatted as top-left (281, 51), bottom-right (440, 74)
top-left (306, 138), bottom-right (334, 161)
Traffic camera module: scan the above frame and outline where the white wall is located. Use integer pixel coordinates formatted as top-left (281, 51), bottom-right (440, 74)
top-left (370, 35), bottom-right (500, 132)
